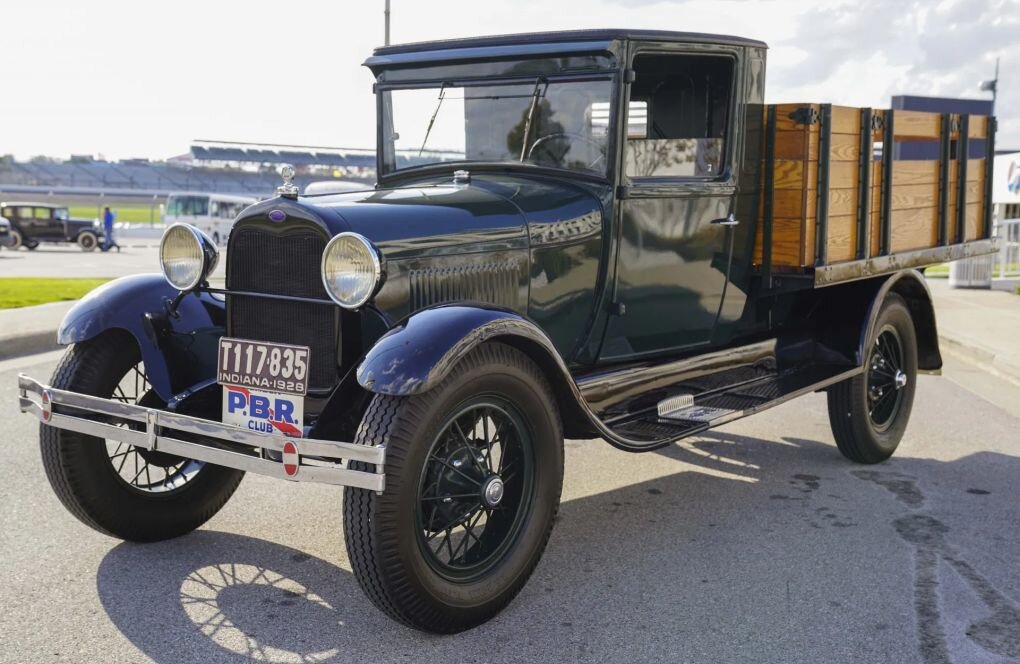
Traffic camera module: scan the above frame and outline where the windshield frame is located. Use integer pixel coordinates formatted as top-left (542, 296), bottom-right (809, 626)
top-left (375, 70), bottom-right (620, 184)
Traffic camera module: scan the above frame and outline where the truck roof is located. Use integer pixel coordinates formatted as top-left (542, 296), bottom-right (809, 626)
top-left (370, 28), bottom-right (767, 58)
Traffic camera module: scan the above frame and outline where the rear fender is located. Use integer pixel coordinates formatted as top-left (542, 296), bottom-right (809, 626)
top-left (809, 270), bottom-right (941, 373)
top-left (864, 270), bottom-right (942, 373)
top-left (355, 305), bottom-right (596, 439)
top-left (58, 274), bottom-right (226, 401)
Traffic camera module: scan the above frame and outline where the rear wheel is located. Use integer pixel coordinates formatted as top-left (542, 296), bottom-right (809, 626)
top-left (343, 343), bottom-right (563, 633)
top-left (40, 331), bottom-right (244, 541)
top-left (25, 239), bottom-right (38, 250)
top-left (827, 293), bottom-right (918, 463)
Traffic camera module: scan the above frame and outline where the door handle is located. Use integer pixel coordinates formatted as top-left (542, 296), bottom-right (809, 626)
top-left (711, 212), bottom-right (740, 226)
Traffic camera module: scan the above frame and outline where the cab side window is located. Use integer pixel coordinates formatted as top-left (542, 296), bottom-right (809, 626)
top-left (625, 53), bottom-right (734, 179)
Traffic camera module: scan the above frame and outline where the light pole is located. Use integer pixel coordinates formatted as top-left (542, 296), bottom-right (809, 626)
top-left (384, 0), bottom-right (391, 46)
top-left (979, 57), bottom-right (999, 116)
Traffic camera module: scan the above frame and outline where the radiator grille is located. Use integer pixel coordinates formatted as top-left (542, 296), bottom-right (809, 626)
top-left (226, 225), bottom-right (338, 391)
top-left (408, 262), bottom-right (518, 311)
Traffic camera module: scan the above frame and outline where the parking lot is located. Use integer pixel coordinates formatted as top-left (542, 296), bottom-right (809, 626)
top-left (0, 242), bottom-right (225, 283)
top-left (3, 349), bottom-right (1019, 663)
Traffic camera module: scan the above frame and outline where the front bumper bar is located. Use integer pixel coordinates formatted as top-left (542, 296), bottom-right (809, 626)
top-left (18, 374), bottom-right (385, 492)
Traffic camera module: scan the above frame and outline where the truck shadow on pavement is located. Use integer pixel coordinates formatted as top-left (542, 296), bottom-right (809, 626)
top-left (95, 433), bottom-right (1020, 663)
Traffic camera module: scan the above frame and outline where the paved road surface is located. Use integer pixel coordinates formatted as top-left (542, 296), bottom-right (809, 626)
top-left (2, 352), bottom-right (1019, 664)
top-left (0, 244), bottom-right (225, 283)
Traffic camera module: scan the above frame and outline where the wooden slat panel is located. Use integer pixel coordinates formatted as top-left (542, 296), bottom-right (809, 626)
top-left (968, 116), bottom-right (988, 139)
top-left (968, 159), bottom-right (984, 183)
top-left (829, 160), bottom-right (859, 190)
top-left (892, 160), bottom-right (940, 186)
top-left (753, 217), bottom-right (807, 266)
top-left (894, 111), bottom-right (941, 140)
top-left (826, 214), bottom-right (857, 262)
top-left (830, 133), bottom-right (860, 162)
top-left (965, 203), bottom-right (981, 240)
top-left (828, 188), bottom-right (857, 216)
top-left (772, 160), bottom-right (815, 189)
top-left (773, 103), bottom-right (819, 131)
top-left (890, 182), bottom-right (939, 210)
top-left (773, 128), bottom-right (816, 160)
top-left (890, 207), bottom-right (938, 252)
top-left (870, 163), bottom-right (882, 257)
top-left (804, 213), bottom-right (816, 265)
top-left (773, 188), bottom-right (816, 218)
top-left (830, 106), bottom-right (861, 135)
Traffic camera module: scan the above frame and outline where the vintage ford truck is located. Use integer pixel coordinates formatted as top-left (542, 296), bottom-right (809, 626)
top-left (18, 29), bottom-right (998, 633)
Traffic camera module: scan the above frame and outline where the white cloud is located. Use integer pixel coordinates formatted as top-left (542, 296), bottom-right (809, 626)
top-left (0, 0), bottom-right (1013, 159)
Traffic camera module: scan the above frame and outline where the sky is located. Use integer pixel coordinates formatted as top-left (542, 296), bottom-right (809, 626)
top-left (1, 0), bottom-right (1016, 161)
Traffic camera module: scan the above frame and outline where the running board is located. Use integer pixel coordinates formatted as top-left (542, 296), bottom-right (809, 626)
top-left (603, 364), bottom-right (862, 447)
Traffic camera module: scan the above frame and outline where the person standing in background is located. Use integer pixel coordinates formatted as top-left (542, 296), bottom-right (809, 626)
top-left (101, 206), bottom-right (121, 252)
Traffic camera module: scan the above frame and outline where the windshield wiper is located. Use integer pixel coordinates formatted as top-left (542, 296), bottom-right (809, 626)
top-left (519, 78), bottom-right (547, 162)
top-left (419, 82), bottom-right (448, 156)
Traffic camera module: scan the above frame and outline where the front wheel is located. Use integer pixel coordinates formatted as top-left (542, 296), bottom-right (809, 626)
top-left (344, 342), bottom-right (564, 633)
top-left (827, 293), bottom-right (918, 464)
top-left (77, 230), bottom-right (98, 252)
top-left (6, 229), bottom-right (23, 250)
top-left (40, 331), bottom-right (245, 541)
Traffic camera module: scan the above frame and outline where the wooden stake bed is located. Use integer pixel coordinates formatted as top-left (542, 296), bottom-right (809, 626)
top-left (754, 103), bottom-right (999, 286)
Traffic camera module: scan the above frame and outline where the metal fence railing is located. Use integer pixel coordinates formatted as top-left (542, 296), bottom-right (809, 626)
top-left (994, 218), bottom-right (1020, 279)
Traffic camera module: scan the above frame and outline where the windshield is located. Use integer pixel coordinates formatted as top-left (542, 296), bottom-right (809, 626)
top-left (381, 77), bottom-right (614, 177)
top-left (166, 195), bottom-right (210, 217)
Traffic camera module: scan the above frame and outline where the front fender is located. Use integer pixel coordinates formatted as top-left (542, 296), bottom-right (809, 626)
top-left (356, 304), bottom-right (598, 439)
top-left (58, 274), bottom-right (225, 401)
top-left (357, 305), bottom-right (542, 395)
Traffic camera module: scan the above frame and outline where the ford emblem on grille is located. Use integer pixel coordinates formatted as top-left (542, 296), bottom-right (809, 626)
top-left (268, 209), bottom-right (286, 222)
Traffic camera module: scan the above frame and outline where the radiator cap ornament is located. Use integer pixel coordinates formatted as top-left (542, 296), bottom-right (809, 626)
top-left (277, 164), bottom-right (299, 199)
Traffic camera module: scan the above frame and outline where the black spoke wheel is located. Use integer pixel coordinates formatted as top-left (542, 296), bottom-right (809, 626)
top-left (415, 398), bottom-right (535, 581)
top-left (867, 328), bottom-right (907, 431)
top-left (344, 342), bottom-right (563, 633)
top-left (40, 330), bottom-right (245, 542)
top-left (827, 293), bottom-right (918, 464)
top-left (104, 362), bottom-right (204, 494)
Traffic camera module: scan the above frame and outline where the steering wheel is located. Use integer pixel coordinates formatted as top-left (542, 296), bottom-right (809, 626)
top-left (526, 132), bottom-right (606, 170)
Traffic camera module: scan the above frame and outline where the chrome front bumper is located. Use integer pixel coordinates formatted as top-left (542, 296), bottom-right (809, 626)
top-left (17, 374), bottom-right (385, 492)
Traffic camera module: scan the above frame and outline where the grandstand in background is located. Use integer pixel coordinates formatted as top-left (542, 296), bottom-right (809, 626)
top-left (0, 139), bottom-right (451, 200)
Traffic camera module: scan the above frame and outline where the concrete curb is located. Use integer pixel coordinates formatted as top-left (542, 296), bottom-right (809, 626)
top-left (939, 332), bottom-right (1020, 387)
top-left (0, 329), bottom-right (60, 361)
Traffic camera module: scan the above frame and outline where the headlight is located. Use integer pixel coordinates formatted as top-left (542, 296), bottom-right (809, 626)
top-left (159, 223), bottom-right (218, 291)
top-left (321, 232), bottom-right (383, 309)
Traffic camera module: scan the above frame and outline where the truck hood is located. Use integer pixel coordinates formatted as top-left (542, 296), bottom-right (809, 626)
top-left (304, 183), bottom-right (528, 258)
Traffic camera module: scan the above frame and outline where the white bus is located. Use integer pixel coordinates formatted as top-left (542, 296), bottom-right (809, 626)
top-left (164, 192), bottom-right (258, 245)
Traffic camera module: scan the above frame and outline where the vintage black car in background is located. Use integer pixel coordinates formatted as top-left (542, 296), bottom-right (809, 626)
top-left (18, 29), bottom-right (998, 633)
top-left (0, 201), bottom-right (102, 250)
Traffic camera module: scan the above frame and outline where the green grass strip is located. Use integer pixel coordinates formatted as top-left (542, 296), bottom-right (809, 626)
top-left (0, 278), bottom-right (110, 309)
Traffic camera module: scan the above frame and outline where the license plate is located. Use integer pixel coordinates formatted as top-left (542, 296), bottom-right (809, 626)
top-left (222, 384), bottom-right (304, 438)
top-left (217, 337), bottom-right (310, 397)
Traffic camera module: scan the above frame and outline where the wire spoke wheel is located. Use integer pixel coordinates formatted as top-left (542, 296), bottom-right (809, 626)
top-left (867, 327), bottom-right (907, 431)
top-left (415, 397), bottom-right (536, 582)
top-left (104, 362), bottom-right (203, 493)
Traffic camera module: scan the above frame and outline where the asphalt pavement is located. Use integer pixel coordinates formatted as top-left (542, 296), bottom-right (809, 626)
top-left (2, 350), bottom-right (1019, 664)
top-left (0, 244), bottom-right (225, 283)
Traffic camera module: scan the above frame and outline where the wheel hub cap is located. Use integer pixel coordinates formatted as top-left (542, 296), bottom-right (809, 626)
top-left (894, 370), bottom-right (908, 390)
top-left (482, 475), bottom-right (505, 507)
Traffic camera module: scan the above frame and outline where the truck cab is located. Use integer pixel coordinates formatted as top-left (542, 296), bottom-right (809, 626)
top-left (17, 30), bottom-right (998, 635)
